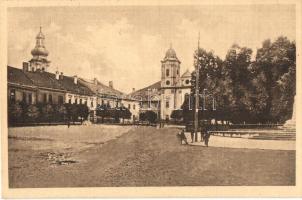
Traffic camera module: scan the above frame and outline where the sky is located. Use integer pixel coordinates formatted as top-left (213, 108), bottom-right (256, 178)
top-left (7, 5), bottom-right (295, 93)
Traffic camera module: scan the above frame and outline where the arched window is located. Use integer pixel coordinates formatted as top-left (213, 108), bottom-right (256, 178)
top-left (166, 69), bottom-right (170, 76)
top-left (166, 80), bottom-right (170, 85)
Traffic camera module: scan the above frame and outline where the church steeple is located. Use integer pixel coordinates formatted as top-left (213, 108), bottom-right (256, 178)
top-left (29, 27), bottom-right (50, 72)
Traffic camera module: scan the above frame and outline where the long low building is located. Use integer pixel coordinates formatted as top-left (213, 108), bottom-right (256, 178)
top-left (7, 27), bottom-right (139, 123)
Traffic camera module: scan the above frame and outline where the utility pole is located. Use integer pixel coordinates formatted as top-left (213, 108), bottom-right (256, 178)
top-left (194, 33), bottom-right (200, 142)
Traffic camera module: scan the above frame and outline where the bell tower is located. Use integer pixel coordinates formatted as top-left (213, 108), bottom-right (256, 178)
top-left (160, 44), bottom-right (181, 120)
top-left (161, 44), bottom-right (181, 88)
top-left (29, 27), bottom-right (50, 72)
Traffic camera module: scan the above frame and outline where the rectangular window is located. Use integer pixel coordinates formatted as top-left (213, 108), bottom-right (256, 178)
top-left (166, 100), bottom-right (169, 108)
top-left (101, 100), bottom-right (104, 105)
top-left (10, 89), bottom-right (16, 103)
top-left (128, 104), bottom-right (130, 109)
top-left (28, 93), bottom-right (32, 104)
top-left (68, 98), bottom-right (72, 104)
top-left (166, 69), bottom-right (170, 76)
top-left (58, 96), bottom-right (63, 104)
top-left (22, 92), bottom-right (27, 103)
top-left (133, 104), bottom-right (136, 110)
top-left (48, 94), bottom-right (52, 103)
top-left (80, 99), bottom-right (82, 104)
top-left (43, 94), bottom-right (47, 103)
top-left (91, 101), bottom-right (93, 107)
top-left (75, 98), bottom-right (78, 104)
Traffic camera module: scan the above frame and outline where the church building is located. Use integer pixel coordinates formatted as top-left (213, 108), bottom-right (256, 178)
top-left (130, 45), bottom-right (192, 120)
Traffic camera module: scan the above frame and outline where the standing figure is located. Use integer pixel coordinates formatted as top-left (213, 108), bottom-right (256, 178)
top-left (190, 130), bottom-right (195, 143)
top-left (204, 131), bottom-right (211, 147)
top-left (178, 129), bottom-right (188, 145)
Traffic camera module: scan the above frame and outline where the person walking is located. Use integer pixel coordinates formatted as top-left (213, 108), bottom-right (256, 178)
top-left (178, 129), bottom-right (188, 145)
top-left (190, 130), bottom-right (195, 143)
top-left (204, 131), bottom-right (211, 147)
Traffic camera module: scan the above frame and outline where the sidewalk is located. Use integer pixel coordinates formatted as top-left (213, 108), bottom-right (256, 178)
top-left (184, 133), bottom-right (295, 151)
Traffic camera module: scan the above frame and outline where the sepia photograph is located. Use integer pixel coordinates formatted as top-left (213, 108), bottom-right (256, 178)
top-left (1, 0), bottom-right (301, 198)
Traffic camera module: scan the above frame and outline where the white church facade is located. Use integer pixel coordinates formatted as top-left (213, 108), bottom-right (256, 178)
top-left (130, 45), bottom-right (192, 120)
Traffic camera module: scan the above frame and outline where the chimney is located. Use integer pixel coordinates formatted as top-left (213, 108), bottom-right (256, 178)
top-left (60, 72), bottom-right (64, 80)
top-left (55, 71), bottom-right (59, 80)
top-left (109, 81), bottom-right (113, 89)
top-left (132, 88), bottom-right (135, 92)
top-left (94, 78), bottom-right (98, 85)
top-left (74, 75), bottom-right (78, 84)
top-left (22, 62), bottom-right (29, 72)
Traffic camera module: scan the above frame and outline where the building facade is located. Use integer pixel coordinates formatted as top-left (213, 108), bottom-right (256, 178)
top-left (130, 46), bottom-right (192, 120)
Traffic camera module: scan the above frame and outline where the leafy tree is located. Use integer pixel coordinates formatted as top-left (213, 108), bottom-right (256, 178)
top-left (41, 104), bottom-right (54, 122)
top-left (253, 36), bottom-right (296, 123)
top-left (54, 104), bottom-right (67, 122)
top-left (8, 102), bottom-right (23, 124)
top-left (78, 104), bottom-right (89, 123)
top-left (119, 106), bottom-right (132, 123)
top-left (96, 104), bottom-right (110, 123)
top-left (145, 110), bottom-right (157, 124)
top-left (139, 112), bottom-right (146, 121)
top-left (170, 109), bottom-right (183, 121)
top-left (24, 104), bottom-right (39, 122)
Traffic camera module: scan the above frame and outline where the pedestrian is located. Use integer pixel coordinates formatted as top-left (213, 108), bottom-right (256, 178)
top-left (177, 129), bottom-right (188, 145)
top-left (204, 131), bottom-right (211, 147)
top-left (190, 130), bottom-right (195, 143)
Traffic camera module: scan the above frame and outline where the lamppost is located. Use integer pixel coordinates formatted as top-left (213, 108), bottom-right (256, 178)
top-left (194, 34), bottom-right (201, 142)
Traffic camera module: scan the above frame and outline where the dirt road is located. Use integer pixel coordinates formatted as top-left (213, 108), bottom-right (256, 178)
top-left (8, 125), bottom-right (295, 187)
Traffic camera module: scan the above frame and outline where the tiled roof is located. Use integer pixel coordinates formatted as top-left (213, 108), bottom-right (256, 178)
top-left (129, 81), bottom-right (161, 101)
top-left (7, 66), bottom-right (94, 96)
top-left (23, 70), bottom-right (65, 91)
top-left (79, 78), bottom-right (125, 98)
top-left (47, 74), bottom-right (95, 96)
top-left (7, 66), bottom-right (35, 87)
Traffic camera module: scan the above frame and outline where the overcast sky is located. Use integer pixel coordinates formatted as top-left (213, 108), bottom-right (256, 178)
top-left (8, 5), bottom-right (295, 93)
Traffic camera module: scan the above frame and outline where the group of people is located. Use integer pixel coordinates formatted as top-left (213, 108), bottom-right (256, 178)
top-left (177, 122), bottom-right (211, 147)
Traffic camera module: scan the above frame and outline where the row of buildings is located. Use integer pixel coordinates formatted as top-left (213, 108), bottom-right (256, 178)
top-left (7, 27), bottom-right (192, 122)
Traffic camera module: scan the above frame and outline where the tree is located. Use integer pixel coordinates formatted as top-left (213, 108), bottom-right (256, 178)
top-left (145, 110), bottom-right (157, 124)
top-left (24, 104), bottom-right (39, 122)
top-left (41, 104), bottom-right (54, 122)
top-left (253, 37), bottom-right (296, 123)
top-left (119, 106), bottom-right (132, 123)
top-left (96, 104), bottom-right (110, 123)
top-left (8, 102), bottom-right (23, 124)
top-left (54, 104), bottom-right (67, 122)
top-left (78, 104), bottom-right (89, 123)
top-left (170, 109), bottom-right (183, 122)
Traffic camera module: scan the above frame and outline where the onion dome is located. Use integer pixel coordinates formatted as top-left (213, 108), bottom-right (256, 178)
top-left (165, 47), bottom-right (177, 59)
top-left (162, 43), bottom-right (180, 63)
top-left (31, 27), bottom-right (49, 57)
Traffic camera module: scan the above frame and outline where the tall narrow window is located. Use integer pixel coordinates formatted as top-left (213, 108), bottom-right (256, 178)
top-left (80, 99), bottom-right (82, 104)
top-left (133, 104), bottom-right (136, 110)
top-left (48, 94), bottom-right (52, 103)
top-left (68, 98), bottom-right (72, 104)
top-left (91, 101), bottom-right (93, 107)
top-left (75, 98), bottom-right (78, 104)
top-left (58, 96), bottom-right (63, 104)
top-left (28, 93), bottom-right (32, 104)
top-left (166, 69), bottom-right (170, 76)
top-left (166, 100), bottom-right (169, 108)
top-left (128, 104), bottom-right (130, 109)
top-left (43, 94), bottom-right (47, 103)
top-left (22, 92), bottom-right (27, 103)
top-left (10, 89), bottom-right (16, 103)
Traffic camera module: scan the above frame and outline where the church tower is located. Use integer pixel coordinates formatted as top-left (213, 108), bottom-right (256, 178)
top-left (160, 45), bottom-right (181, 120)
top-left (29, 27), bottom-right (50, 72)
top-left (161, 44), bottom-right (181, 88)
